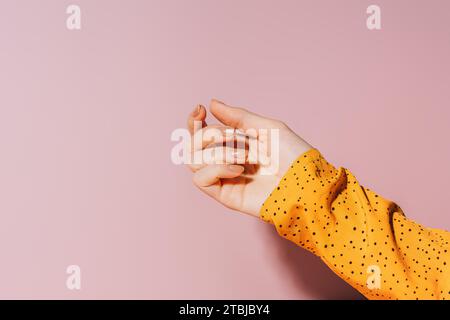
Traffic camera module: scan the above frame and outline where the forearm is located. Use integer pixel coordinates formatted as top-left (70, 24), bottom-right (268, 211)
top-left (260, 149), bottom-right (450, 300)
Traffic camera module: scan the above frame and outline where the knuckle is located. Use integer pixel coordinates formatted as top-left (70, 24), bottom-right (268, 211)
top-left (274, 120), bottom-right (287, 129)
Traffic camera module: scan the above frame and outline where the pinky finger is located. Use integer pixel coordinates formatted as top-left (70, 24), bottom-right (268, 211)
top-left (193, 164), bottom-right (244, 189)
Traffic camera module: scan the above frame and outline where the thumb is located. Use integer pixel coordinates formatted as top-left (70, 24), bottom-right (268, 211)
top-left (209, 99), bottom-right (272, 132)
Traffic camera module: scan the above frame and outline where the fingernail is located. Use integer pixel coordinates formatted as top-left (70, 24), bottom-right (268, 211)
top-left (228, 165), bottom-right (244, 173)
top-left (192, 104), bottom-right (201, 117)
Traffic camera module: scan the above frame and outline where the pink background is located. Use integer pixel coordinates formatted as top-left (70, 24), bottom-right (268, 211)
top-left (0, 0), bottom-right (449, 299)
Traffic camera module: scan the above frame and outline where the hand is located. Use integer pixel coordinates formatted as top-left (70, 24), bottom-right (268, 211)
top-left (187, 99), bottom-right (312, 217)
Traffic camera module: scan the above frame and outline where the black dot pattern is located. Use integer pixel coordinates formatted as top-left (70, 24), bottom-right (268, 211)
top-left (260, 149), bottom-right (450, 300)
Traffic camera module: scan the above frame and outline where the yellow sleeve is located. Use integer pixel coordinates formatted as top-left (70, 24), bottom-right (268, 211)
top-left (260, 149), bottom-right (450, 300)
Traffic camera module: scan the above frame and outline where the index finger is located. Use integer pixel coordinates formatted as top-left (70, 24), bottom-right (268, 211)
top-left (187, 104), bottom-right (207, 135)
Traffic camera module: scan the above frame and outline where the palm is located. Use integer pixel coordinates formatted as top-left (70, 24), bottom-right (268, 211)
top-left (219, 172), bottom-right (280, 216)
top-left (187, 100), bottom-right (311, 218)
top-left (215, 130), bottom-right (309, 216)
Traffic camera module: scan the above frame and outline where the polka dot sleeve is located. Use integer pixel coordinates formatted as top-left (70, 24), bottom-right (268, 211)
top-left (260, 149), bottom-right (450, 300)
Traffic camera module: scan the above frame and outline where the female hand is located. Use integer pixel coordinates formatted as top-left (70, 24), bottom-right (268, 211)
top-left (187, 99), bottom-right (312, 217)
